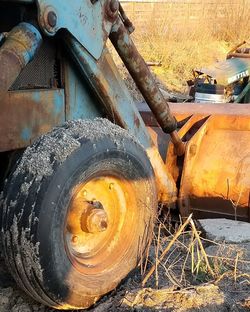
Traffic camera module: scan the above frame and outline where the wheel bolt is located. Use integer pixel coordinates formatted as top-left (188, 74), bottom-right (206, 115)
top-left (109, 183), bottom-right (114, 190)
top-left (71, 235), bottom-right (78, 244)
top-left (83, 190), bottom-right (87, 197)
top-left (81, 208), bottom-right (108, 233)
top-left (87, 209), bottom-right (108, 233)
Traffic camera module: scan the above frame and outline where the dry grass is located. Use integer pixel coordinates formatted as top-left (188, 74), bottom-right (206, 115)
top-left (122, 0), bottom-right (250, 92)
top-left (211, 0), bottom-right (250, 42)
top-left (88, 215), bottom-right (250, 311)
top-left (142, 215), bottom-right (250, 289)
top-left (119, 215), bottom-right (250, 311)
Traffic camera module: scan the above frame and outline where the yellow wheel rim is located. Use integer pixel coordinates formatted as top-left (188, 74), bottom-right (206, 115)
top-left (65, 173), bottom-right (137, 274)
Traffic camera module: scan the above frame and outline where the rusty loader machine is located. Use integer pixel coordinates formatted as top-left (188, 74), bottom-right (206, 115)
top-left (0, 0), bottom-right (249, 310)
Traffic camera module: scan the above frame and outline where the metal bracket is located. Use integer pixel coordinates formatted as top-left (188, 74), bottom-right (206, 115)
top-left (36, 0), bottom-right (117, 59)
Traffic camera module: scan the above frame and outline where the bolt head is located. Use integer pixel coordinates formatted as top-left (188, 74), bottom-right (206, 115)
top-left (47, 11), bottom-right (57, 28)
top-left (109, 183), bottom-right (114, 190)
top-left (71, 235), bottom-right (78, 244)
top-left (86, 209), bottom-right (108, 233)
top-left (109, 0), bottom-right (119, 13)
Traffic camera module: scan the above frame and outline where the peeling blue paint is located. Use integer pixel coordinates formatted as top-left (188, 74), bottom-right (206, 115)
top-left (54, 91), bottom-right (64, 115)
top-left (65, 34), bottom-right (153, 149)
top-left (36, 0), bottom-right (112, 59)
top-left (32, 91), bottom-right (41, 104)
top-left (64, 62), bottom-right (102, 121)
top-left (21, 127), bottom-right (32, 141)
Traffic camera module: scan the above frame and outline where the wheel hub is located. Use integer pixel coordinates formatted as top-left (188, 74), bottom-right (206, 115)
top-left (81, 202), bottom-right (108, 233)
top-left (64, 175), bottom-right (137, 273)
top-left (66, 198), bottom-right (108, 235)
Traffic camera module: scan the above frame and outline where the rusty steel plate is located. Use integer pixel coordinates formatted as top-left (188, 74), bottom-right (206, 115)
top-left (138, 102), bottom-right (250, 126)
top-left (0, 89), bottom-right (65, 152)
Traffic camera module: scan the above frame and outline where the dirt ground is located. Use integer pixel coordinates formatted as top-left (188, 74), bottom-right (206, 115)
top-left (1, 223), bottom-right (250, 312)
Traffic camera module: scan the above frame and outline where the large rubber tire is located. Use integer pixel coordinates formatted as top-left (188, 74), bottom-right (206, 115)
top-left (1, 118), bottom-right (157, 309)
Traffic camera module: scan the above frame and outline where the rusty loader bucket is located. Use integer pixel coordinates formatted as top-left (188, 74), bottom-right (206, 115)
top-left (140, 102), bottom-right (250, 222)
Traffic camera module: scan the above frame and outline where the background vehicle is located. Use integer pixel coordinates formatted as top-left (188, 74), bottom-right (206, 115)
top-left (189, 42), bottom-right (250, 103)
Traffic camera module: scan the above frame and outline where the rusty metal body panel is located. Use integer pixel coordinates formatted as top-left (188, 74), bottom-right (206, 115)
top-left (64, 59), bottom-right (103, 121)
top-left (0, 90), bottom-right (65, 151)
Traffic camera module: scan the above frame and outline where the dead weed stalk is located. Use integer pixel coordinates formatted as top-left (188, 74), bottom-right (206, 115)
top-left (142, 215), bottom-right (249, 290)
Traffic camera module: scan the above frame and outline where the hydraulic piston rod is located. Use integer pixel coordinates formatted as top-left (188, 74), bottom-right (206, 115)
top-left (110, 17), bottom-right (185, 156)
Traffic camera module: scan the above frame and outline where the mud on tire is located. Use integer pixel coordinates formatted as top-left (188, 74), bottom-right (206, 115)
top-left (1, 118), bottom-right (157, 309)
